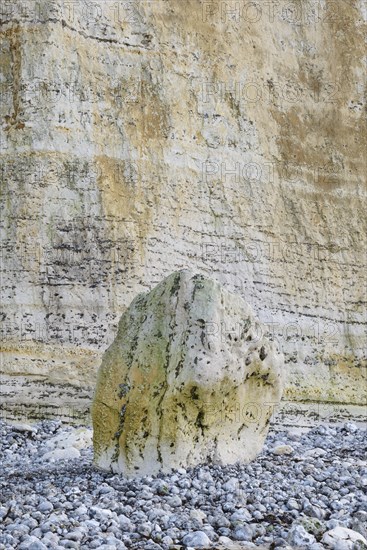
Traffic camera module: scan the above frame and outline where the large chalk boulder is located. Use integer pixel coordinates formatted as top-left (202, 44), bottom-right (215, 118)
top-left (92, 270), bottom-right (284, 476)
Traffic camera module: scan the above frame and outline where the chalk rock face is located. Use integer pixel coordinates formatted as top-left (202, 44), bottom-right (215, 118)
top-left (92, 270), bottom-right (283, 476)
top-left (1, 0), bottom-right (366, 423)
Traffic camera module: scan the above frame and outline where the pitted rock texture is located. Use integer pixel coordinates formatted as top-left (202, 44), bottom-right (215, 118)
top-left (0, 0), bottom-right (366, 420)
top-left (92, 270), bottom-right (284, 476)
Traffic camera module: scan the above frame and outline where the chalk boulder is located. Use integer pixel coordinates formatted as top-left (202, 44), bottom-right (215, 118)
top-left (92, 270), bottom-right (284, 476)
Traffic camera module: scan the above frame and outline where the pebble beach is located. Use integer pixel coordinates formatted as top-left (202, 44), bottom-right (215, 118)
top-left (1, 420), bottom-right (366, 549)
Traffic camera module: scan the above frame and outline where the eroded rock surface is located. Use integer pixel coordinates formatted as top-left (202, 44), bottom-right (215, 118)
top-left (92, 270), bottom-right (283, 476)
top-left (0, 0), bottom-right (366, 420)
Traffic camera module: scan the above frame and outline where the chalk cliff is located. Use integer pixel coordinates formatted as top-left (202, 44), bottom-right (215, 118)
top-left (1, 0), bottom-right (366, 422)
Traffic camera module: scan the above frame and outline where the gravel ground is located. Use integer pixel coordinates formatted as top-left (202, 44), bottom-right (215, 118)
top-left (0, 420), bottom-right (366, 550)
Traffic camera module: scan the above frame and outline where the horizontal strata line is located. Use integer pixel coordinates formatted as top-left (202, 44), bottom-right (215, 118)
top-left (263, 308), bottom-right (367, 325)
top-left (280, 399), bottom-right (367, 407)
top-left (0, 406), bottom-right (90, 410)
top-left (0, 18), bottom-right (152, 49)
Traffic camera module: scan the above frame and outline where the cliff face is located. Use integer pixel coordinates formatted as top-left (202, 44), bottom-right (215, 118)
top-left (1, 0), bottom-right (366, 422)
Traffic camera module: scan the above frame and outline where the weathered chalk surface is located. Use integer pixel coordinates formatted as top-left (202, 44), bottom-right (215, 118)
top-left (92, 271), bottom-right (284, 476)
top-left (1, 0), bottom-right (366, 423)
